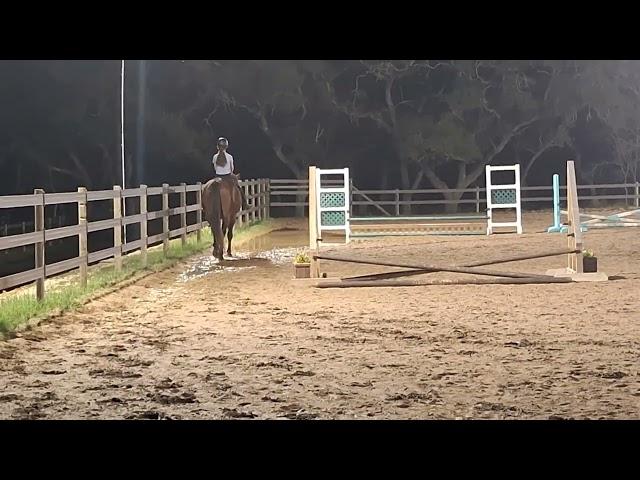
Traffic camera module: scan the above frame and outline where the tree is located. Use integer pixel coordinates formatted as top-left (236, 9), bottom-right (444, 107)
top-left (325, 60), bottom-right (563, 211)
top-left (579, 61), bottom-right (640, 183)
top-left (209, 60), bottom-right (360, 214)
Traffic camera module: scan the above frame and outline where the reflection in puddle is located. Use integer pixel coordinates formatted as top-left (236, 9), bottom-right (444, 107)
top-left (240, 228), bottom-right (308, 252)
top-left (178, 253), bottom-right (259, 283)
top-left (254, 247), bottom-right (299, 264)
top-left (177, 228), bottom-right (308, 283)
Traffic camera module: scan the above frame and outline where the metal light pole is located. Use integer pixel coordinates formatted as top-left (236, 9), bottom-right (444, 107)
top-left (121, 60), bottom-right (127, 242)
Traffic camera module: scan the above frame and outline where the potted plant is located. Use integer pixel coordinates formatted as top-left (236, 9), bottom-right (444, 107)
top-left (583, 249), bottom-right (597, 273)
top-left (293, 253), bottom-right (311, 279)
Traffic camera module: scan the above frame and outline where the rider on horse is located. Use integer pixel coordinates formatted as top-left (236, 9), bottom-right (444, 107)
top-left (212, 137), bottom-right (249, 210)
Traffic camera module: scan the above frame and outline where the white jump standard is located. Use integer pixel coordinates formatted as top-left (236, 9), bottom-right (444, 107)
top-left (485, 164), bottom-right (523, 234)
top-left (312, 167), bottom-right (350, 246)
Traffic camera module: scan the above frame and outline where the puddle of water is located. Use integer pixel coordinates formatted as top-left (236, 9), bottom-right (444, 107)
top-left (177, 228), bottom-right (308, 283)
top-left (238, 228), bottom-right (309, 252)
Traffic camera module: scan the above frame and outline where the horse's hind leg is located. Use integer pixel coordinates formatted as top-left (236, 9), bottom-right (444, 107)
top-left (207, 215), bottom-right (217, 254)
top-left (221, 221), bottom-right (228, 259)
top-left (226, 221), bottom-right (235, 257)
top-left (212, 219), bottom-right (224, 261)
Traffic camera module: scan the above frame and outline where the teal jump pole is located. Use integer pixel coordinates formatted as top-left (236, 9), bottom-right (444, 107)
top-left (547, 172), bottom-right (587, 233)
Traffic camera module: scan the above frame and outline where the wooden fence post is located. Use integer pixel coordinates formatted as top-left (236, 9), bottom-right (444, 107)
top-left (349, 178), bottom-right (354, 217)
top-left (180, 182), bottom-right (187, 246)
top-left (260, 181), bottom-right (265, 221)
top-left (196, 182), bottom-right (202, 243)
top-left (257, 181), bottom-right (262, 221)
top-left (34, 188), bottom-right (45, 301)
top-left (243, 182), bottom-right (250, 224)
top-left (237, 181), bottom-right (243, 228)
top-left (78, 187), bottom-right (88, 288)
top-left (113, 185), bottom-right (122, 272)
top-left (162, 183), bottom-right (169, 255)
top-left (266, 179), bottom-right (271, 219)
top-left (249, 180), bottom-right (257, 223)
top-left (140, 185), bottom-right (148, 268)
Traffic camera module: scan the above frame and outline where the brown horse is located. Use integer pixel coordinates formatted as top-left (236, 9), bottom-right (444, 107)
top-left (201, 176), bottom-right (242, 261)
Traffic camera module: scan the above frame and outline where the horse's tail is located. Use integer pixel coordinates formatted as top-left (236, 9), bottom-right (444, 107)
top-left (211, 181), bottom-right (223, 228)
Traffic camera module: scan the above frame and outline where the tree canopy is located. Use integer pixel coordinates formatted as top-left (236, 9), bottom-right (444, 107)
top-left (1, 60), bottom-right (639, 198)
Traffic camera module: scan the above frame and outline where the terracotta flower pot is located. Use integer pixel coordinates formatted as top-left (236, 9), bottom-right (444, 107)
top-left (583, 256), bottom-right (597, 273)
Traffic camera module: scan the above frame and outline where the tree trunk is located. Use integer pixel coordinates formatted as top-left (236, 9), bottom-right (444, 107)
top-left (381, 165), bottom-right (389, 191)
top-left (522, 145), bottom-right (553, 186)
top-left (442, 191), bottom-right (465, 214)
top-left (254, 108), bottom-right (307, 216)
top-left (420, 160), bottom-right (487, 214)
top-left (398, 159), bottom-right (413, 215)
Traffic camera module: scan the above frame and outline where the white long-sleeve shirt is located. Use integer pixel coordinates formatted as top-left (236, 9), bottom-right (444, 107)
top-left (212, 152), bottom-right (234, 175)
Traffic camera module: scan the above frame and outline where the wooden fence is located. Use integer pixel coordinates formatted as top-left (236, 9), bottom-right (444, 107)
top-left (269, 179), bottom-right (640, 216)
top-left (0, 179), bottom-right (270, 299)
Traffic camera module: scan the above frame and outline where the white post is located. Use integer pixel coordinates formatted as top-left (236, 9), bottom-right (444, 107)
top-left (113, 185), bottom-right (123, 272)
top-left (344, 168), bottom-right (350, 244)
top-left (308, 166), bottom-right (319, 278)
top-left (485, 167), bottom-right (493, 235)
top-left (515, 164), bottom-right (522, 234)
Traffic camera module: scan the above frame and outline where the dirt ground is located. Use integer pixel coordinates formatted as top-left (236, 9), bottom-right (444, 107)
top-left (1, 211), bottom-right (639, 419)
